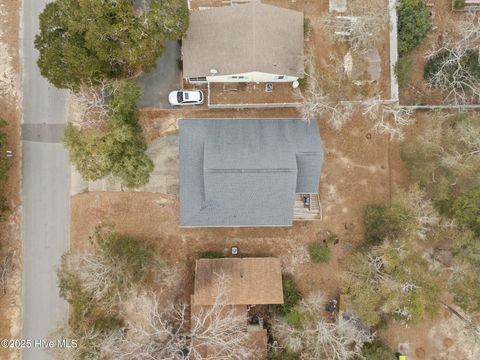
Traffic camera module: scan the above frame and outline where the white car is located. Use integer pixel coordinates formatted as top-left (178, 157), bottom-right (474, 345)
top-left (168, 90), bottom-right (204, 106)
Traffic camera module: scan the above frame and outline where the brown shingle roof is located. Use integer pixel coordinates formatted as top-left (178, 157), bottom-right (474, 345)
top-left (182, 3), bottom-right (304, 78)
top-left (192, 258), bottom-right (284, 306)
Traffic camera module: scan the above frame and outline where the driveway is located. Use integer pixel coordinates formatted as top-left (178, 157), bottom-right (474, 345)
top-left (136, 40), bottom-right (182, 108)
top-left (22, 1), bottom-right (70, 359)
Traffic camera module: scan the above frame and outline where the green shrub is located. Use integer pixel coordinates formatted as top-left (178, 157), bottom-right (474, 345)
top-left (362, 341), bottom-right (397, 360)
top-left (0, 196), bottom-right (9, 221)
top-left (199, 251), bottom-right (224, 259)
top-left (64, 80), bottom-right (154, 188)
top-left (397, 0), bottom-right (432, 54)
top-left (304, 17), bottom-right (311, 38)
top-left (308, 243), bottom-right (330, 263)
top-left (269, 351), bottom-right (300, 360)
top-left (57, 264), bottom-right (97, 323)
top-left (453, 187), bottom-right (480, 236)
top-left (273, 275), bottom-right (302, 316)
top-left (362, 204), bottom-right (401, 246)
top-left (284, 308), bottom-right (304, 328)
top-left (93, 229), bottom-right (158, 286)
top-left (424, 49), bottom-right (480, 89)
top-left (449, 268), bottom-right (480, 313)
top-left (453, 0), bottom-right (465, 10)
top-left (394, 57), bottom-right (414, 88)
top-left (92, 316), bottom-right (123, 333)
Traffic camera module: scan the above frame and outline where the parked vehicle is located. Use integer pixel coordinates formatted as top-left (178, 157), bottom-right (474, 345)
top-left (168, 90), bottom-right (204, 106)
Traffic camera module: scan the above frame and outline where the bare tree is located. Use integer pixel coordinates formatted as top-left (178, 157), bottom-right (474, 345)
top-left (400, 186), bottom-right (440, 240)
top-left (424, 13), bottom-right (480, 104)
top-left (321, 0), bottom-right (387, 54)
top-left (362, 97), bottom-right (415, 140)
top-left (107, 275), bottom-right (254, 360)
top-left (298, 57), bottom-right (414, 137)
top-left (298, 55), bottom-right (354, 128)
top-left (272, 293), bottom-right (374, 360)
top-left (72, 80), bottom-right (122, 128)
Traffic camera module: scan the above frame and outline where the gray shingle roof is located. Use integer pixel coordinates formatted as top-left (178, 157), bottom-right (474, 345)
top-left (182, 3), bottom-right (304, 78)
top-left (180, 119), bottom-right (323, 227)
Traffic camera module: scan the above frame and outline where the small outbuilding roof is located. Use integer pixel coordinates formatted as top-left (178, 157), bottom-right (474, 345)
top-left (182, 3), bottom-right (304, 78)
top-left (192, 257), bottom-right (284, 306)
top-left (179, 119), bottom-right (323, 227)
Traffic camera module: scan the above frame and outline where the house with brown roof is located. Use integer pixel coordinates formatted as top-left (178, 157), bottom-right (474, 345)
top-left (182, 3), bottom-right (304, 84)
top-left (191, 257), bottom-right (284, 359)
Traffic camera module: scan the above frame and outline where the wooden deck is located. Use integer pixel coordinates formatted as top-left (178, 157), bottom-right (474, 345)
top-left (293, 193), bottom-right (322, 221)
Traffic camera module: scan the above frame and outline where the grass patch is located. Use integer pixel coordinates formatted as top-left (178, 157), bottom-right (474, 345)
top-left (273, 275), bottom-right (301, 316)
top-left (199, 251), bottom-right (224, 259)
top-left (394, 57), bottom-right (414, 88)
top-left (453, 0), bottom-right (465, 10)
top-left (308, 243), bottom-right (330, 263)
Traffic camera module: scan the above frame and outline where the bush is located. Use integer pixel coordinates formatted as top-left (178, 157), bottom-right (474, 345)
top-left (304, 17), bottom-right (311, 38)
top-left (394, 57), bottom-right (414, 88)
top-left (0, 196), bottom-right (9, 221)
top-left (284, 308), bottom-right (304, 328)
top-left (93, 229), bottom-right (158, 285)
top-left (362, 204), bottom-right (401, 246)
top-left (453, 188), bottom-right (480, 236)
top-left (308, 243), bottom-right (330, 263)
top-left (64, 80), bottom-right (154, 188)
top-left (453, 0), bottom-right (465, 10)
top-left (199, 251), bottom-right (224, 259)
top-left (362, 341), bottom-right (397, 360)
top-left (424, 49), bottom-right (480, 89)
top-left (269, 351), bottom-right (300, 360)
top-left (273, 275), bottom-right (302, 316)
top-left (58, 228), bottom-right (161, 325)
top-left (57, 264), bottom-right (97, 324)
top-left (401, 115), bottom-right (480, 213)
top-left (449, 268), bottom-right (480, 313)
top-left (344, 245), bottom-right (441, 327)
top-left (397, 0), bottom-right (432, 54)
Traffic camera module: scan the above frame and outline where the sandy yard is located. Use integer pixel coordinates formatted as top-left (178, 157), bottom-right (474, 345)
top-left (70, 109), bottom-right (480, 360)
top-left (0, 1), bottom-right (23, 360)
top-left (71, 113), bottom-right (410, 321)
top-left (66, 1), bottom-right (477, 359)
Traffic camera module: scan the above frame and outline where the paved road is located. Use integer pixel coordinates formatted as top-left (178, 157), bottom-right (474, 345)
top-left (22, 1), bottom-right (70, 359)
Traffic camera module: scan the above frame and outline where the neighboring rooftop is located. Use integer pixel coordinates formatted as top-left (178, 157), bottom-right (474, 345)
top-left (192, 257), bottom-right (284, 306)
top-left (182, 3), bottom-right (304, 78)
top-left (179, 119), bottom-right (323, 227)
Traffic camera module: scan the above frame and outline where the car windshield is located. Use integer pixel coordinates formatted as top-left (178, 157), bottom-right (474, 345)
top-left (177, 92), bottom-right (183, 103)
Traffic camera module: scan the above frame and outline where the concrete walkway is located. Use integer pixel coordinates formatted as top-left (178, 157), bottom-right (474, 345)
top-left (389, 0), bottom-right (399, 101)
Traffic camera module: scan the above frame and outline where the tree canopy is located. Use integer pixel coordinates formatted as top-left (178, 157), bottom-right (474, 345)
top-left (35, 0), bottom-right (189, 90)
top-left (64, 80), bottom-right (154, 188)
top-left (397, 0), bottom-right (432, 54)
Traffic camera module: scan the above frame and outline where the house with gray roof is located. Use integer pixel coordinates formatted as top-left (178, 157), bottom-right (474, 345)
top-left (179, 119), bottom-right (323, 227)
top-left (182, 3), bottom-right (304, 84)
